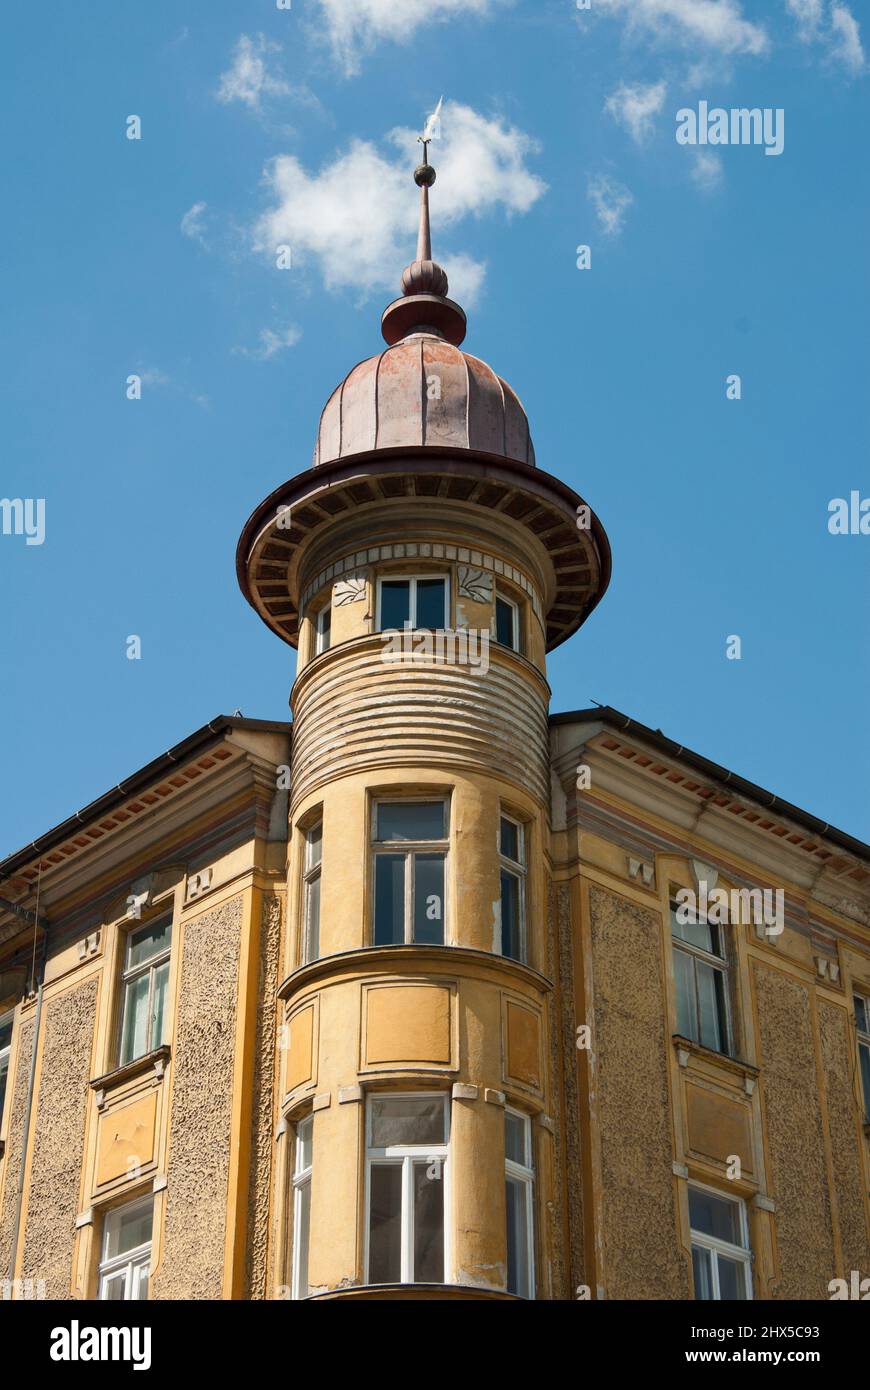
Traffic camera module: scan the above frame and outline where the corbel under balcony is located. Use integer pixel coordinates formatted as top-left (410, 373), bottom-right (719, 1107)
top-left (672, 1034), bottom-right (760, 1096)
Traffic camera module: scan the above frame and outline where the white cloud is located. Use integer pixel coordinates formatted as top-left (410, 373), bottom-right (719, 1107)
top-left (595, 0), bottom-right (768, 56)
top-left (315, 0), bottom-right (495, 76)
top-left (830, 4), bottom-right (865, 72)
top-left (691, 150), bottom-right (724, 191)
top-left (236, 326), bottom-right (303, 361)
top-left (217, 34), bottom-right (292, 109)
top-left (605, 81), bottom-right (668, 142)
top-left (786, 0), bottom-right (824, 39)
top-left (139, 367), bottom-right (170, 388)
top-left (588, 174), bottom-right (634, 236)
top-left (253, 102), bottom-right (545, 304)
top-left (180, 202), bottom-right (208, 246)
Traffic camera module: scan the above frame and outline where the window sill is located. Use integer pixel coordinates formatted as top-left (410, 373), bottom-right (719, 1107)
top-left (672, 1034), bottom-right (759, 1090)
top-left (90, 1044), bottom-right (171, 1095)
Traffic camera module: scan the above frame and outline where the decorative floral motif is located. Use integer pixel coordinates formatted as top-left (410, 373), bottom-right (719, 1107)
top-left (334, 574), bottom-right (367, 606)
top-left (457, 565), bottom-right (492, 603)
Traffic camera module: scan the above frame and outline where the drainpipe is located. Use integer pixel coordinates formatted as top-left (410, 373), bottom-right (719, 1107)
top-left (8, 933), bottom-right (48, 1291)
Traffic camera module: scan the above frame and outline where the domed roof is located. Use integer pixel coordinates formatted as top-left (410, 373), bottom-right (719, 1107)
top-left (313, 335), bottom-right (535, 468)
top-left (313, 155), bottom-right (535, 469)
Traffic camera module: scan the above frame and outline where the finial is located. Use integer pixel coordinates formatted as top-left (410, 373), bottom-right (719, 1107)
top-left (381, 103), bottom-right (466, 348)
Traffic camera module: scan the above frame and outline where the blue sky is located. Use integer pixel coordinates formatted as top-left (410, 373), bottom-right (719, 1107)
top-left (1, 0), bottom-right (868, 859)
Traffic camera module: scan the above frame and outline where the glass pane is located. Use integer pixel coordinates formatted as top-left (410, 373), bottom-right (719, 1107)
top-left (860, 1042), bottom-right (870, 1122)
top-left (855, 994), bottom-right (868, 1035)
top-left (689, 1189), bottom-right (742, 1246)
top-left (374, 854), bottom-right (405, 946)
top-left (377, 802), bottom-right (444, 842)
top-left (505, 1111), bottom-right (527, 1167)
top-left (500, 868), bottom-right (522, 961)
top-left (673, 947), bottom-right (697, 1041)
top-left (506, 1177), bottom-right (531, 1297)
top-left (413, 854), bottom-right (444, 945)
top-left (0, 1056), bottom-right (9, 1124)
top-left (307, 822), bottom-right (323, 868)
top-left (102, 1272), bottom-right (128, 1301)
top-left (500, 816), bottom-right (520, 863)
top-left (294, 1179), bottom-right (311, 1298)
top-left (120, 973), bottom-right (150, 1064)
top-left (305, 874), bottom-right (321, 962)
top-left (413, 1160), bottom-right (444, 1282)
top-left (134, 1262), bottom-right (150, 1301)
top-left (105, 1201), bottom-right (153, 1260)
top-left (369, 1095), bottom-right (446, 1148)
top-left (697, 961), bottom-right (726, 1054)
top-left (670, 906), bottom-right (714, 954)
top-left (495, 597), bottom-right (516, 649)
top-left (717, 1253), bottom-right (748, 1301)
top-left (0, 1016), bottom-right (12, 1050)
top-left (316, 606), bottom-right (331, 654)
top-left (368, 1163), bottom-right (403, 1283)
top-left (150, 960), bottom-right (170, 1051)
top-left (415, 578), bottom-right (446, 631)
top-left (296, 1117), bottom-right (313, 1175)
top-left (691, 1244), bottom-right (714, 1300)
top-left (126, 917), bottom-right (171, 969)
top-left (380, 580), bottom-right (411, 631)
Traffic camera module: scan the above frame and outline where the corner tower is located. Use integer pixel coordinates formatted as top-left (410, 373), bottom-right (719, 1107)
top-left (237, 148), bottom-right (610, 1300)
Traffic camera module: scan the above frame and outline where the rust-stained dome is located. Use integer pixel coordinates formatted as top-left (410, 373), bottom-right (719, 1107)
top-left (313, 336), bottom-right (536, 468)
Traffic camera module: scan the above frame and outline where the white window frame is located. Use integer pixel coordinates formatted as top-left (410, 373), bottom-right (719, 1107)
top-left (497, 813), bottom-right (527, 963)
top-left (371, 797), bottom-right (450, 946)
top-left (98, 1196), bottom-right (153, 1301)
top-left (301, 820), bottom-right (323, 965)
top-left (495, 590), bottom-right (521, 652)
top-left (364, 1092), bottom-right (450, 1286)
top-left (118, 913), bottom-right (173, 1066)
top-left (314, 602), bottom-right (331, 656)
top-left (670, 901), bottom-right (732, 1057)
top-left (504, 1107), bottom-right (535, 1298)
top-left (291, 1115), bottom-right (313, 1300)
top-left (0, 1010), bottom-right (13, 1130)
top-left (688, 1181), bottom-right (753, 1302)
top-left (856, 991), bottom-right (870, 1121)
top-left (376, 574), bottom-right (449, 632)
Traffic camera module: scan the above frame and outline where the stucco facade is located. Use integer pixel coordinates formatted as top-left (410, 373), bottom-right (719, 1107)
top-left (1, 163), bottom-right (868, 1303)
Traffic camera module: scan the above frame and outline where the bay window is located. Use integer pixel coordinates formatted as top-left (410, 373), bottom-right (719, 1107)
top-left (689, 1185), bottom-right (752, 1301)
top-left (119, 915), bottom-right (172, 1066)
top-left (377, 576), bottom-right (448, 632)
top-left (366, 1093), bottom-right (448, 1285)
top-left (372, 800), bottom-right (447, 946)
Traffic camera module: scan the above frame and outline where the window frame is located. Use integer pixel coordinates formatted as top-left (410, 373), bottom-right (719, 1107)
top-left (670, 899), bottom-right (732, 1057)
top-left (376, 574), bottom-right (450, 633)
top-left (98, 1195), bottom-right (154, 1301)
top-left (370, 796), bottom-right (450, 946)
top-left (314, 601), bottom-right (332, 656)
top-left (291, 1115), bottom-right (313, 1300)
top-left (0, 1009), bottom-right (14, 1131)
top-left (495, 590), bottom-right (521, 653)
top-left (855, 990), bottom-right (870, 1122)
top-left (688, 1181), bottom-right (753, 1302)
top-left (498, 812), bottom-right (527, 963)
top-left (364, 1091), bottom-right (450, 1287)
top-left (117, 911), bottom-right (173, 1067)
top-left (301, 820), bottom-right (323, 965)
top-left (504, 1106), bottom-right (535, 1299)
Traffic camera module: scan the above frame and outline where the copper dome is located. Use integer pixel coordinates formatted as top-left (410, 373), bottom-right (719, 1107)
top-left (313, 335), bottom-right (536, 468)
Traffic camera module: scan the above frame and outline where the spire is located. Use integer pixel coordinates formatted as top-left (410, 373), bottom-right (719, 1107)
top-left (381, 127), bottom-right (467, 348)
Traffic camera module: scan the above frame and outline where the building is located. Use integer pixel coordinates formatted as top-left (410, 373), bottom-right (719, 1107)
top-left (1, 155), bottom-right (869, 1303)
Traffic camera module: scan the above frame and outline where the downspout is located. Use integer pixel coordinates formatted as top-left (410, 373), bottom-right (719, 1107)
top-left (8, 931), bottom-right (48, 1290)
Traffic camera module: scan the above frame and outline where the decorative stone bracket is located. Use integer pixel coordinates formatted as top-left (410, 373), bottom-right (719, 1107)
top-left (628, 856), bottom-right (655, 888)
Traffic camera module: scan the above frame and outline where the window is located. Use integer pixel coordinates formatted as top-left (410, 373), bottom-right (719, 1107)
top-left (495, 593), bottom-right (520, 652)
top-left (0, 1012), bottom-right (13, 1128)
top-left (119, 915), bottom-right (172, 1066)
top-left (856, 993), bottom-right (870, 1122)
top-left (291, 1116), bottom-right (313, 1300)
top-left (671, 902), bottom-right (731, 1056)
top-left (301, 821), bottom-right (322, 964)
top-left (377, 576), bottom-right (448, 632)
top-left (372, 800), bottom-right (447, 946)
top-left (689, 1185), bottom-right (752, 1301)
top-left (498, 815), bottom-right (526, 963)
top-left (99, 1197), bottom-right (153, 1300)
top-left (504, 1109), bottom-right (535, 1298)
top-left (314, 603), bottom-right (331, 655)
top-left (366, 1094), bottom-right (448, 1285)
